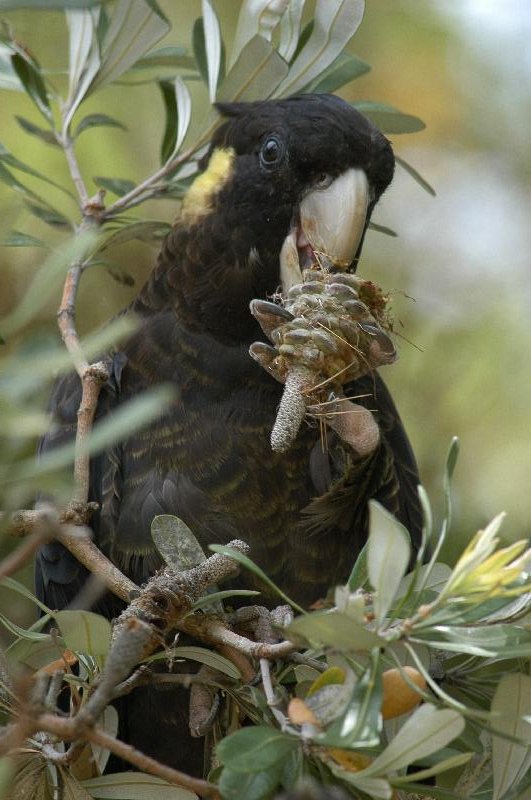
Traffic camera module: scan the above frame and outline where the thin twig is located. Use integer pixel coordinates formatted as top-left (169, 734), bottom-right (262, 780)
top-left (36, 713), bottom-right (220, 799)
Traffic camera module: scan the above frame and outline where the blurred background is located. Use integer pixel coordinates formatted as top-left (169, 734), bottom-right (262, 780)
top-left (0, 0), bottom-right (529, 575)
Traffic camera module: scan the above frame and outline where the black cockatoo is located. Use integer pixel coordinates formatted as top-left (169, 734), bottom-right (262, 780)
top-left (36, 94), bottom-right (421, 771)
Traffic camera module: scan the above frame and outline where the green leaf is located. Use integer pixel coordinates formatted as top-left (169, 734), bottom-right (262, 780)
top-left (0, 0), bottom-right (103, 6)
top-left (201, 0), bottom-right (222, 102)
top-left (54, 610), bottom-right (112, 657)
top-left (318, 651), bottom-right (382, 748)
top-left (491, 674), bottom-right (531, 799)
top-left (81, 773), bottom-right (196, 799)
top-left (353, 101), bottom-right (426, 134)
top-left (0, 142), bottom-right (73, 197)
top-left (92, 0), bottom-right (170, 91)
top-left (1, 231), bottom-right (97, 337)
top-left (392, 752), bottom-right (473, 786)
top-left (209, 544), bottom-right (304, 614)
top-left (278, 0), bottom-right (305, 63)
top-left (303, 51), bottom-right (370, 93)
top-left (76, 113), bottom-right (127, 137)
top-left (412, 624), bottom-right (531, 658)
top-left (0, 577), bottom-right (53, 615)
top-left (173, 76), bottom-right (192, 156)
top-left (230, 0), bottom-right (288, 69)
top-left (193, 589), bottom-right (260, 611)
top-left (64, 8), bottom-right (101, 128)
top-left (93, 176), bottom-right (136, 197)
top-left (158, 79), bottom-right (177, 163)
top-left (15, 115), bottom-right (59, 145)
top-left (396, 154), bottom-right (436, 197)
top-left (361, 704), bottom-right (464, 776)
top-left (217, 35), bottom-right (288, 103)
top-left (90, 706), bottom-right (119, 776)
top-left (2, 230), bottom-right (47, 247)
top-left (8, 634), bottom-right (66, 671)
top-left (98, 220), bottom-right (171, 250)
top-left (367, 501), bottom-right (411, 624)
top-left (347, 540), bottom-right (369, 590)
top-left (10, 52), bottom-right (52, 122)
top-left (217, 726), bottom-right (299, 773)
top-left (286, 610), bottom-right (382, 651)
top-left (133, 45), bottom-right (195, 70)
top-left (24, 200), bottom-right (72, 229)
top-left (0, 611), bottom-right (51, 641)
top-left (219, 764), bottom-right (282, 800)
top-left (151, 514), bottom-right (206, 570)
top-left (0, 42), bottom-right (22, 90)
top-left (146, 645), bottom-right (241, 680)
top-left (274, 0), bottom-right (365, 97)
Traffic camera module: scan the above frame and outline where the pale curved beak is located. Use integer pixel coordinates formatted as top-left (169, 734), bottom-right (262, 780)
top-left (279, 168), bottom-right (370, 293)
top-left (300, 167), bottom-right (369, 269)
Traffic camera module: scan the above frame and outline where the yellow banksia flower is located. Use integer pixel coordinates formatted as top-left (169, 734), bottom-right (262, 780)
top-left (439, 513), bottom-right (531, 603)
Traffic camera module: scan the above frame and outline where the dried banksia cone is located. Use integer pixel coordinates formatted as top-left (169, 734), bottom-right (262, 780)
top-left (250, 270), bottom-right (396, 453)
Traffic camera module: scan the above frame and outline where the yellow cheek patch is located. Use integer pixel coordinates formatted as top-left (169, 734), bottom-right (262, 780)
top-left (182, 147), bottom-right (235, 218)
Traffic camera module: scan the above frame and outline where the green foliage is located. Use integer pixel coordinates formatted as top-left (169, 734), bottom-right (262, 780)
top-left (3, 3), bottom-right (525, 800)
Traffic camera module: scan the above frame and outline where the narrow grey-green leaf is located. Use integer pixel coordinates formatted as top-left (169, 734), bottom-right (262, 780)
top-left (412, 625), bottom-right (531, 658)
top-left (151, 514), bottom-right (205, 570)
top-left (0, 611), bottom-right (51, 641)
top-left (217, 34), bottom-right (288, 102)
top-left (0, 0), bottom-right (103, 6)
top-left (368, 221), bottom-right (397, 237)
top-left (353, 101), bottom-right (426, 134)
top-left (318, 651), bottom-right (382, 748)
top-left (0, 577), bottom-right (53, 615)
top-left (1, 231), bottom-right (97, 336)
top-left (0, 142), bottom-right (73, 197)
top-left (396, 155), bottom-right (435, 196)
top-left (286, 610), bottom-right (382, 651)
top-left (361, 704), bottom-right (464, 776)
top-left (303, 51), bottom-right (370, 93)
top-left (134, 45), bottom-right (195, 70)
top-left (93, 176), bottom-right (136, 196)
top-left (90, 706), bottom-right (119, 776)
top-left (146, 645), bottom-right (241, 679)
top-left (0, 42), bottom-right (22, 90)
top-left (8, 634), bottom-right (66, 671)
top-left (66, 7), bottom-right (99, 101)
top-left (54, 610), bottom-right (112, 657)
top-left (209, 544), bottom-right (304, 613)
top-left (81, 772), bottom-right (196, 799)
top-left (172, 76), bottom-right (192, 156)
top-left (392, 752), bottom-right (473, 786)
top-left (278, 0), bottom-right (305, 62)
top-left (92, 0), bottom-right (170, 91)
top-left (76, 113), bottom-right (127, 137)
top-left (15, 115), bottom-right (59, 145)
top-left (347, 539), bottom-right (369, 590)
top-left (202, 0), bottom-right (221, 102)
top-left (192, 588), bottom-right (260, 611)
top-left (24, 200), bottom-right (72, 230)
top-left (492, 674), bottom-right (531, 799)
top-left (274, 0), bottom-right (365, 97)
top-left (230, 0), bottom-right (289, 69)
top-left (158, 79), bottom-right (177, 163)
top-left (217, 726), bottom-right (299, 773)
top-left (367, 501), bottom-right (411, 624)
top-left (10, 52), bottom-right (52, 121)
top-left (2, 230), bottom-right (47, 247)
top-left (98, 220), bottom-right (171, 250)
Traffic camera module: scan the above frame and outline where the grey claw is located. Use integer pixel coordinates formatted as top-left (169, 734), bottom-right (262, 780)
top-left (250, 299), bottom-right (293, 340)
